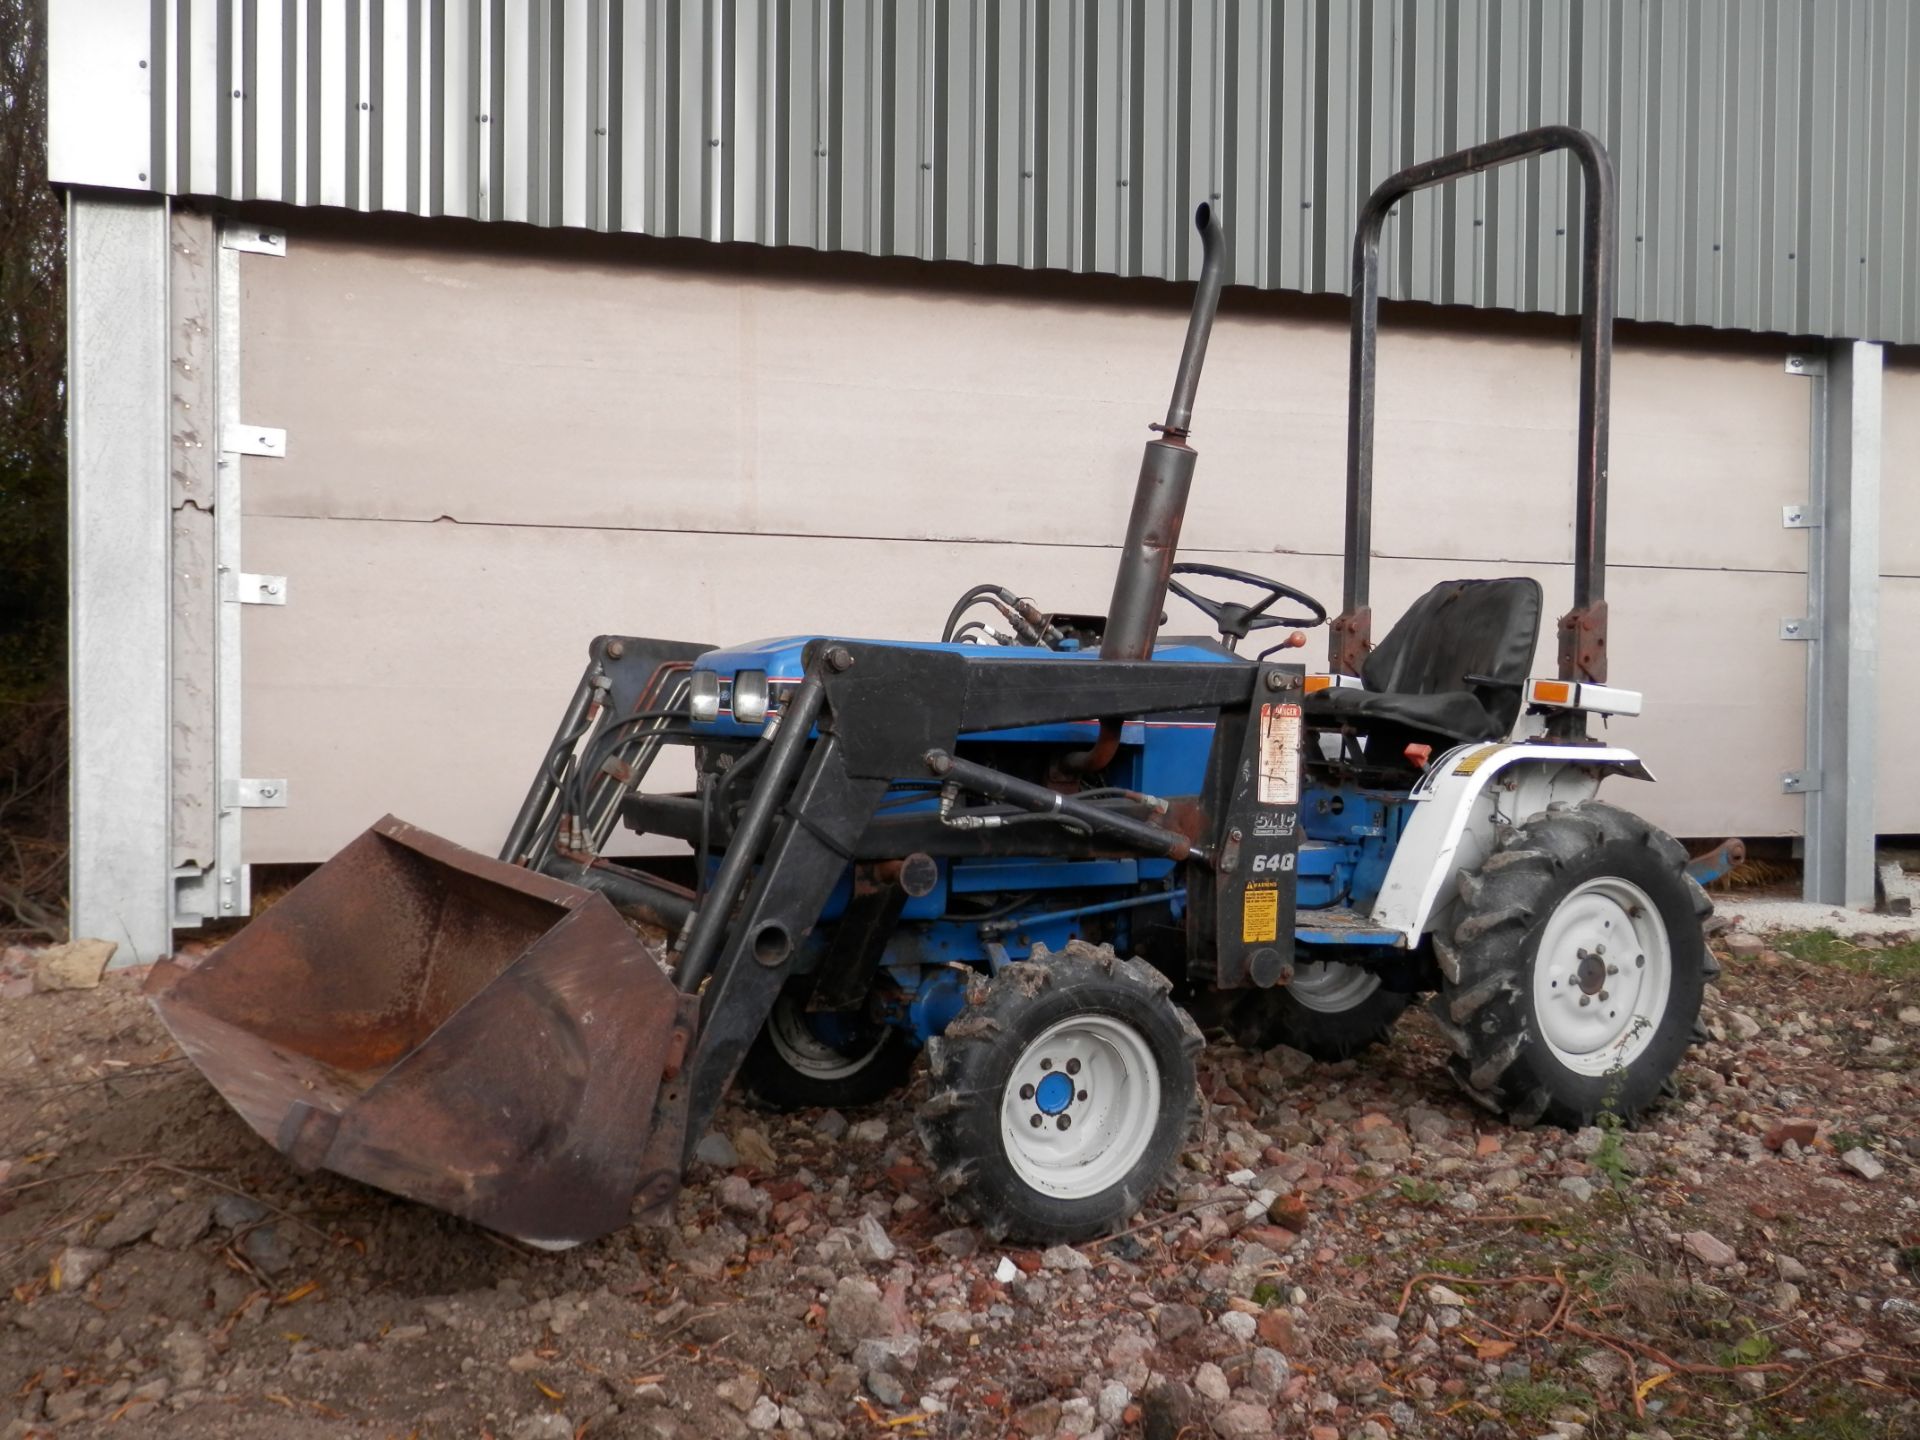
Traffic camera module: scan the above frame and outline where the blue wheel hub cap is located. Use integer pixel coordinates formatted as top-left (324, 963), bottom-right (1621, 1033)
top-left (1034, 1071), bottom-right (1074, 1115)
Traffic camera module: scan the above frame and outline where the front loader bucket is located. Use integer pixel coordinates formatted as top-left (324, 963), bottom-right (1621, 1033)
top-left (148, 816), bottom-right (684, 1247)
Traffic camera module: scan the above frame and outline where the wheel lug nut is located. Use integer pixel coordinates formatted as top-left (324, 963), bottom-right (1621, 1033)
top-left (1579, 996), bottom-right (1591, 1007)
top-left (1077, 1090), bottom-right (1088, 1102)
top-left (1065, 1058), bottom-right (1081, 1075)
top-left (1057, 1115), bottom-right (1071, 1131)
top-left (1019, 1084), bottom-right (1035, 1100)
top-left (1030, 1114), bottom-right (1043, 1128)
top-left (1598, 989), bottom-right (1609, 1001)
top-left (1039, 1058), bottom-right (1052, 1071)
top-left (1607, 964), bottom-right (1618, 975)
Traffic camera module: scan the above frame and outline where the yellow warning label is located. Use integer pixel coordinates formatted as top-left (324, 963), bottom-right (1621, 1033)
top-left (1242, 882), bottom-right (1279, 943)
top-left (1452, 743), bottom-right (1508, 776)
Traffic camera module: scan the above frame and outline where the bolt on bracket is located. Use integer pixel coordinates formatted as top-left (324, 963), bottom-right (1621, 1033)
top-left (221, 228), bottom-right (286, 256)
top-left (1778, 618), bottom-right (1817, 641)
top-left (230, 779), bottom-right (289, 808)
top-left (1784, 353), bottom-right (1827, 377)
top-left (230, 573), bottom-right (288, 605)
top-left (224, 424), bottom-right (287, 457)
top-left (1780, 771), bottom-right (1820, 795)
top-left (1781, 503), bottom-right (1819, 529)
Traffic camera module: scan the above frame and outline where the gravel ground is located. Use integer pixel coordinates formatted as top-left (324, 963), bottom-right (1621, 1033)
top-left (1715, 901), bottom-right (1920, 938)
top-left (0, 925), bottom-right (1915, 1440)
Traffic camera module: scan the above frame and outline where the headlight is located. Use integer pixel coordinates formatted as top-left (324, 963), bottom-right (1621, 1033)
top-left (688, 669), bottom-right (721, 722)
top-left (731, 669), bottom-right (770, 724)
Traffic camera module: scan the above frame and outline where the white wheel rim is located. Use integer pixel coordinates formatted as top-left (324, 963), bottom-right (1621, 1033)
top-left (767, 995), bottom-right (889, 1080)
top-left (1287, 960), bottom-right (1382, 1014)
top-left (999, 1014), bottom-right (1162, 1201)
top-left (1531, 876), bottom-right (1672, 1076)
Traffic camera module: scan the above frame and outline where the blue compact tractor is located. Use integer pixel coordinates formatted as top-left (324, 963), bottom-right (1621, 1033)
top-left (154, 128), bottom-right (1714, 1249)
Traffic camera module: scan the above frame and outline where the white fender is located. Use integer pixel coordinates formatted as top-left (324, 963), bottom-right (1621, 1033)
top-left (1370, 741), bottom-right (1654, 945)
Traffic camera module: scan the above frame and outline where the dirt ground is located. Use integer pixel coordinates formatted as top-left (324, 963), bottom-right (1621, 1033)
top-left (0, 926), bottom-right (1914, 1440)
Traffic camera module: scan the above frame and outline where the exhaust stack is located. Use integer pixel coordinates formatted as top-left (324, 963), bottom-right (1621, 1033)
top-left (1100, 202), bottom-right (1228, 663)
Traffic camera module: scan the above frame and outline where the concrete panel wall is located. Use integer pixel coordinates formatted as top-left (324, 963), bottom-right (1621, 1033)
top-left (231, 217), bottom-right (1831, 863)
top-left (1881, 360), bottom-right (1920, 577)
top-left (1875, 358), bottom-right (1920, 834)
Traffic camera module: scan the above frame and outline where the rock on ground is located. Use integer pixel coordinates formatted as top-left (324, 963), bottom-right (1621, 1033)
top-left (1682, 1230), bottom-right (1739, 1267)
top-left (1840, 1147), bottom-right (1885, 1181)
top-left (33, 938), bottom-right (117, 991)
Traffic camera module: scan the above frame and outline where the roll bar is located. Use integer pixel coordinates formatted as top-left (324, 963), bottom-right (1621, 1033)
top-left (1331, 125), bottom-right (1617, 684)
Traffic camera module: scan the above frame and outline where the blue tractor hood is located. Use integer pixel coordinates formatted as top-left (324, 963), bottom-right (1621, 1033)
top-left (690, 635), bottom-right (1240, 739)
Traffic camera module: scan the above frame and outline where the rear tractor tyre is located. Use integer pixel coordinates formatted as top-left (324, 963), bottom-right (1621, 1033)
top-left (917, 941), bottom-right (1203, 1244)
top-left (1226, 960), bottom-right (1409, 1063)
top-left (1432, 800), bottom-right (1714, 1128)
top-left (738, 983), bottom-right (918, 1111)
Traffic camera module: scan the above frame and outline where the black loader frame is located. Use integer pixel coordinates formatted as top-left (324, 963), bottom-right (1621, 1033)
top-left (623, 641), bottom-right (1307, 1221)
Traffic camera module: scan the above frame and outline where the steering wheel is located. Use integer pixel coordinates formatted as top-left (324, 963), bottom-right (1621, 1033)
top-left (1167, 561), bottom-right (1328, 651)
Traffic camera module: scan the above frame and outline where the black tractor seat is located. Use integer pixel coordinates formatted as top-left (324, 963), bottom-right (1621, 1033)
top-left (1304, 576), bottom-right (1543, 747)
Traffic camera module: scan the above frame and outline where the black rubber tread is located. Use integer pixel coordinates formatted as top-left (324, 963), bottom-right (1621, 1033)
top-left (916, 941), bottom-right (1203, 1244)
top-left (1433, 800), bottom-right (1713, 1128)
top-left (738, 986), bottom-right (919, 1112)
top-left (1225, 978), bottom-right (1409, 1063)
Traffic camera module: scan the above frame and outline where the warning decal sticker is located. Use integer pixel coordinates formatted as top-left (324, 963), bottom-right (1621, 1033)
top-left (1242, 882), bottom-right (1280, 943)
top-left (1257, 703), bottom-right (1302, 806)
top-left (1452, 743), bottom-right (1508, 776)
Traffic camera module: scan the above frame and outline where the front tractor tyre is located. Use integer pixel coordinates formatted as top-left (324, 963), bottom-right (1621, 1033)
top-left (1433, 800), bottom-right (1715, 1128)
top-left (917, 941), bottom-right (1203, 1244)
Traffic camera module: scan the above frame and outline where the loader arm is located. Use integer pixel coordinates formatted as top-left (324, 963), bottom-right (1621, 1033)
top-left (650, 639), bottom-right (1301, 1183)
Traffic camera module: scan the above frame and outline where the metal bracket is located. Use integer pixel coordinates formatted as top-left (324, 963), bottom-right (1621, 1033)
top-left (221, 228), bottom-right (286, 257)
top-left (1778, 618), bottom-right (1816, 641)
top-left (229, 778), bottom-right (289, 808)
top-left (229, 572), bottom-right (287, 605)
top-left (1782, 503), bottom-right (1819, 528)
top-left (173, 863), bottom-right (253, 920)
top-left (1780, 771), bottom-right (1820, 794)
top-left (1785, 353), bottom-right (1827, 377)
top-left (224, 424), bottom-right (286, 457)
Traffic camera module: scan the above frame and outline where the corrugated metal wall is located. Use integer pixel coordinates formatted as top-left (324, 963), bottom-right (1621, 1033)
top-left (49, 0), bottom-right (1920, 342)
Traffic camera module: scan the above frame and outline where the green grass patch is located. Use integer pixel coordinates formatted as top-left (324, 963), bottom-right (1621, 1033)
top-left (1495, 1379), bottom-right (1589, 1420)
top-left (1573, 1249), bottom-right (1635, 1297)
top-left (1772, 929), bottom-right (1920, 980)
top-left (1591, 1126), bottom-right (1634, 1190)
top-left (1746, 1392), bottom-right (1894, 1440)
top-left (1828, 1128), bottom-right (1878, 1156)
top-left (1718, 1324), bottom-right (1776, 1368)
top-left (1394, 1177), bottom-right (1443, 1205)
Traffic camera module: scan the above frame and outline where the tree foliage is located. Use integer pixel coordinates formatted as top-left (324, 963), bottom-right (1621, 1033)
top-left (0, 0), bottom-right (67, 939)
top-left (1, 0), bottom-right (63, 690)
